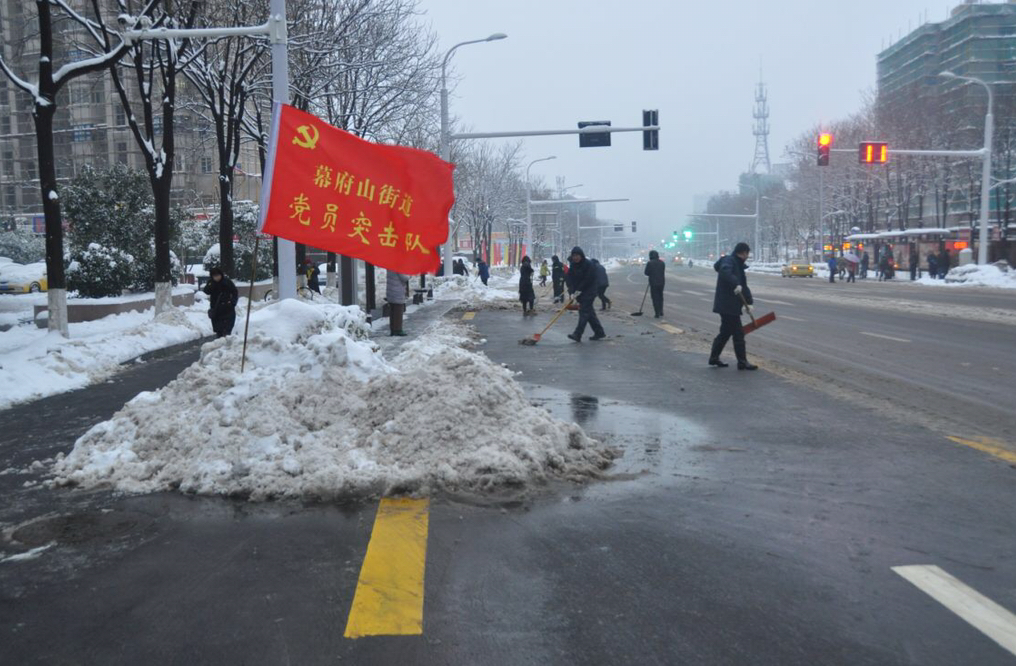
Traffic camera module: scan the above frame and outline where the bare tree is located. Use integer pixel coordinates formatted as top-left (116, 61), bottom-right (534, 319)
top-left (0, 0), bottom-right (157, 335)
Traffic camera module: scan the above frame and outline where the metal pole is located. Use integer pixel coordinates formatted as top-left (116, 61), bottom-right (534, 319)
top-left (525, 156), bottom-right (555, 263)
top-left (819, 168), bottom-right (825, 263)
top-left (979, 86), bottom-right (994, 265)
top-left (269, 0), bottom-right (296, 300)
top-left (440, 56), bottom-right (452, 277)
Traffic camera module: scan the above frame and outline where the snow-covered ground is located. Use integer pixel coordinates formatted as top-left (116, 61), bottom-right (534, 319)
top-left (0, 295), bottom-right (213, 410)
top-left (916, 263), bottom-right (1016, 289)
top-left (0, 293), bottom-right (46, 329)
top-left (49, 300), bottom-right (613, 499)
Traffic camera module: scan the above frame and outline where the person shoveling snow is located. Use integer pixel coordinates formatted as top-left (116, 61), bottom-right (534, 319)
top-left (49, 300), bottom-right (614, 500)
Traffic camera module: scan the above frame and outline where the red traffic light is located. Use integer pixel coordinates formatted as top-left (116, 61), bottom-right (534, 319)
top-left (859, 141), bottom-right (889, 164)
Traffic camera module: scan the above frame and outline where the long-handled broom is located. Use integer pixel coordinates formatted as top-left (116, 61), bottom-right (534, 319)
top-left (520, 297), bottom-right (575, 345)
top-left (631, 284), bottom-right (650, 316)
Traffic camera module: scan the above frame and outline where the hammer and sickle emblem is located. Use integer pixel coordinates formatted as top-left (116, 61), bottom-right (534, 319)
top-left (293, 124), bottom-right (320, 150)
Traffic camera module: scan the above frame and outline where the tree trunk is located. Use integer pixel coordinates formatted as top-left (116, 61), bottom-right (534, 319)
top-left (153, 173), bottom-right (173, 314)
top-left (218, 174), bottom-right (235, 276)
top-left (33, 105), bottom-right (68, 336)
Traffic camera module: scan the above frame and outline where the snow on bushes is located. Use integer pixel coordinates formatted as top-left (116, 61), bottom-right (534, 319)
top-left (51, 301), bottom-right (614, 500)
top-left (66, 243), bottom-right (135, 298)
top-left (0, 227), bottom-right (45, 264)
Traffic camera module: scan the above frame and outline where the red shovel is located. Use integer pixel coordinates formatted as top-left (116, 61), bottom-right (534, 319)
top-left (740, 293), bottom-right (776, 335)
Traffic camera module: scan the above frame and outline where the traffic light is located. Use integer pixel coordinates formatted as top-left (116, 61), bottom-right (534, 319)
top-left (614, 223), bottom-right (624, 233)
top-left (631, 221), bottom-right (637, 233)
top-left (817, 133), bottom-right (833, 166)
top-left (642, 109), bottom-right (659, 151)
top-left (579, 120), bottom-right (611, 147)
top-left (859, 141), bottom-right (889, 164)
top-left (683, 230), bottom-right (693, 241)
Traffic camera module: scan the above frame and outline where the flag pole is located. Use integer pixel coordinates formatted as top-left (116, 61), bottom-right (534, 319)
top-left (240, 236), bottom-right (260, 373)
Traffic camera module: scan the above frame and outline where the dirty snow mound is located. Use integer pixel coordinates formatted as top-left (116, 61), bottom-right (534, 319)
top-left (51, 301), bottom-right (611, 499)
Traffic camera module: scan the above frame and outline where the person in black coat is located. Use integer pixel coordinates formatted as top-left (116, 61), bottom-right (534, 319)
top-left (708, 242), bottom-right (757, 370)
top-left (644, 250), bottom-right (666, 317)
top-left (519, 256), bottom-right (536, 315)
top-left (551, 255), bottom-right (565, 303)
top-left (303, 259), bottom-right (321, 294)
top-left (860, 252), bottom-right (869, 279)
top-left (203, 267), bottom-right (239, 338)
top-left (938, 249), bottom-right (951, 279)
top-left (565, 246), bottom-right (606, 342)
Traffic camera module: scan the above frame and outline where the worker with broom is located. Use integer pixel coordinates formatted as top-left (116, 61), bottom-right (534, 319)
top-left (708, 242), bottom-right (757, 370)
top-left (565, 246), bottom-right (606, 342)
top-left (644, 250), bottom-right (666, 318)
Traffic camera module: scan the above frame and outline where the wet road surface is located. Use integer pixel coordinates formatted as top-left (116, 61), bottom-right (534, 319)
top-left (2, 285), bottom-right (1016, 664)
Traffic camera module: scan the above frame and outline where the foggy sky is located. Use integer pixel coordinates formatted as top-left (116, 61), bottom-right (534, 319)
top-left (418, 0), bottom-right (954, 245)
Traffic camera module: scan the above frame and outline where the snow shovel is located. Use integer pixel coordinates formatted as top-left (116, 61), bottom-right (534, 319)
top-left (520, 297), bottom-right (575, 345)
top-left (739, 292), bottom-right (776, 335)
top-left (631, 284), bottom-right (650, 316)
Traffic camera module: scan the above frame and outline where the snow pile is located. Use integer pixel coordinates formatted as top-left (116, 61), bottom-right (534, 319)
top-left (0, 298), bottom-right (210, 409)
top-left (51, 301), bottom-right (613, 499)
top-left (915, 263), bottom-right (1016, 289)
top-left (431, 275), bottom-right (518, 305)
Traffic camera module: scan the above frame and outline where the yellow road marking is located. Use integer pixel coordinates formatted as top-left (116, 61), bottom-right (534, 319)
top-left (947, 435), bottom-right (1016, 465)
top-left (461, 311), bottom-right (476, 321)
top-left (655, 323), bottom-right (684, 335)
top-left (344, 498), bottom-right (430, 639)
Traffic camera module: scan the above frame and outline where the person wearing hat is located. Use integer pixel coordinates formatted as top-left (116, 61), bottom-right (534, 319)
top-left (644, 250), bottom-right (666, 318)
top-left (708, 242), bottom-right (757, 370)
top-left (565, 246), bottom-right (606, 342)
top-left (203, 267), bottom-right (239, 338)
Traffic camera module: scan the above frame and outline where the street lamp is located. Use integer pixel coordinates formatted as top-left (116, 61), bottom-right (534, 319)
top-left (439, 33), bottom-right (507, 276)
top-left (525, 155), bottom-right (556, 264)
top-left (940, 70), bottom-right (993, 265)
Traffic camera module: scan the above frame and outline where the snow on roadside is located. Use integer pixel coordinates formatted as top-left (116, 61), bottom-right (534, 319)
top-left (916, 263), bottom-right (1016, 289)
top-left (0, 301), bottom-right (210, 410)
top-left (50, 300), bottom-right (613, 500)
top-left (431, 274), bottom-right (517, 306)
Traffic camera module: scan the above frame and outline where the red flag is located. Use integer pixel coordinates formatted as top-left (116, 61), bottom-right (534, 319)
top-left (259, 104), bottom-right (454, 274)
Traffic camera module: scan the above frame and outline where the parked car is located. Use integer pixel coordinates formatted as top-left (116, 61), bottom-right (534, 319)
top-left (781, 261), bottom-right (814, 278)
top-left (0, 262), bottom-right (48, 293)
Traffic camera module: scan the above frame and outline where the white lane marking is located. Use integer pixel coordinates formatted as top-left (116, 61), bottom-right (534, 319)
top-left (779, 315), bottom-right (806, 322)
top-left (893, 565), bottom-right (1016, 657)
top-left (682, 290), bottom-right (707, 296)
top-left (756, 298), bottom-right (794, 306)
top-left (699, 298), bottom-right (712, 304)
top-left (860, 331), bottom-right (911, 343)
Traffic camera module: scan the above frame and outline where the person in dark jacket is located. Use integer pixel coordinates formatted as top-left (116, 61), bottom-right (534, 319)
top-left (551, 256), bottom-right (565, 303)
top-left (909, 249), bottom-right (920, 281)
top-left (303, 259), bottom-right (321, 294)
top-left (591, 258), bottom-right (611, 310)
top-left (519, 256), bottom-right (536, 315)
top-left (827, 255), bottom-right (838, 283)
top-left (860, 252), bottom-right (869, 279)
top-left (927, 252), bottom-right (939, 280)
top-left (565, 246), bottom-right (606, 342)
top-left (708, 242), bottom-right (757, 370)
top-left (203, 267), bottom-right (239, 338)
top-left (477, 259), bottom-right (490, 285)
top-left (644, 250), bottom-right (666, 317)
top-left (938, 249), bottom-right (950, 279)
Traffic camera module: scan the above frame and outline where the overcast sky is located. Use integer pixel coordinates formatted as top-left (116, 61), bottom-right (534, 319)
top-left (418, 0), bottom-right (959, 244)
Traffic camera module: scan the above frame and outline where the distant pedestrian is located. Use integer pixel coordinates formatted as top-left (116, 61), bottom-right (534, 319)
top-left (519, 256), bottom-right (536, 315)
top-left (551, 255), bottom-right (565, 303)
top-left (204, 267), bottom-right (239, 338)
top-left (708, 242), bottom-right (757, 370)
top-left (846, 261), bottom-right (857, 283)
top-left (878, 253), bottom-right (890, 282)
top-left (827, 255), bottom-right (838, 283)
top-left (938, 249), bottom-right (951, 279)
top-left (477, 259), bottom-right (489, 286)
top-left (453, 259), bottom-right (465, 276)
top-left (304, 259), bottom-right (321, 294)
top-left (386, 269), bottom-right (410, 336)
top-left (592, 258), bottom-right (611, 310)
top-left (539, 259), bottom-right (549, 287)
top-left (565, 246), bottom-right (606, 342)
top-left (927, 253), bottom-right (938, 280)
top-left (909, 249), bottom-right (920, 281)
top-left (644, 249), bottom-right (666, 318)
top-left (860, 252), bottom-right (869, 279)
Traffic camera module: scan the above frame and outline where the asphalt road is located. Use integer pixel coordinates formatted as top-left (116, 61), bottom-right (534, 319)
top-left (608, 263), bottom-right (1016, 446)
top-left (2, 279), bottom-right (1015, 665)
